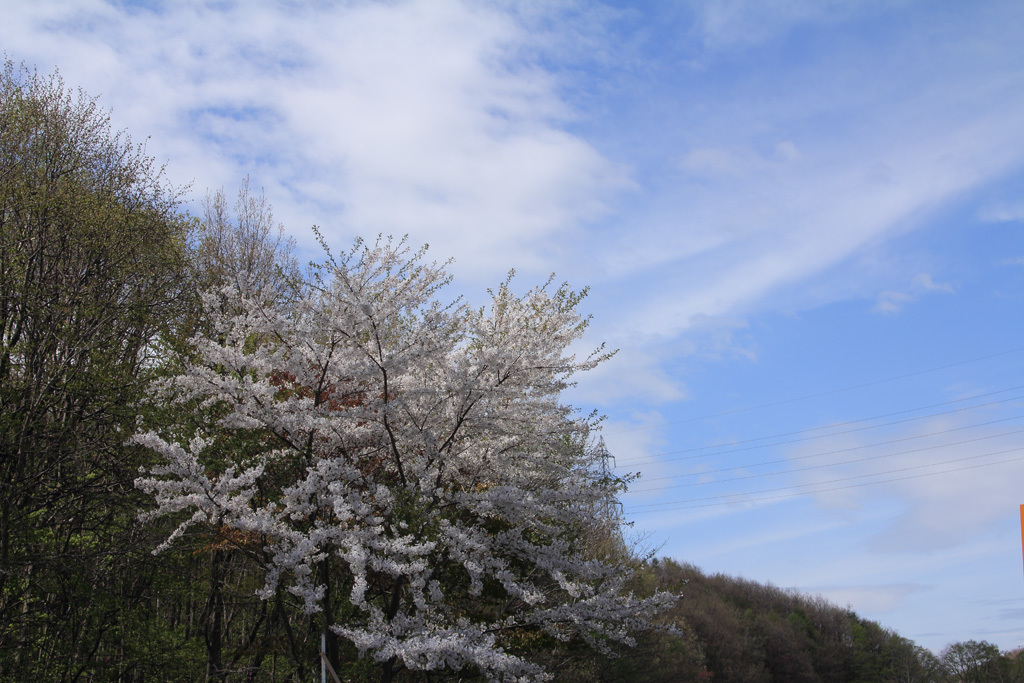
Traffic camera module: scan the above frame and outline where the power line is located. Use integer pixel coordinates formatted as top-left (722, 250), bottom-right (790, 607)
top-left (626, 446), bottom-right (1024, 513)
top-left (632, 414), bottom-right (1024, 482)
top-left (616, 400), bottom-right (1024, 469)
top-left (613, 385), bottom-right (1024, 466)
top-left (628, 425), bottom-right (1024, 493)
top-left (605, 346), bottom-right (1024, 436)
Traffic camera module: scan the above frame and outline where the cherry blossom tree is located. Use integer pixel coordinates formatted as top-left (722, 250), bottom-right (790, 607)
top-left (135, 236), bottom-right (675, 681)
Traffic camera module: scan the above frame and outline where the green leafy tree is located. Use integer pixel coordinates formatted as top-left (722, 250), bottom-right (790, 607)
top-left (941, 639), bottom-right (1005, 682)
top-left (0, 61), bottom-right (195, 680)
top-left (1004, 647), bottom-right (1024, 683)
top-left (888, 639), bottom-right (942, 683)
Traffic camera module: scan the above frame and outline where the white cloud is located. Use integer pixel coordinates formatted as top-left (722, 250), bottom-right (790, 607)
top-left (693, 0), bottom-right (862, 51)
top-left (1, 0), bottom-right (626, 282)
top-left (569, 346), bottom-right (687, 408)
top-left (678, 146), bottom-right (756, 177)
top-left (811, 583), bottom-right (929, 614)
top-left (979, 201), bottom-right (1024, 223)
top-left (678, 516), bottom-right (847, 562)
top-left (873, 290), bottom-right (915, 315)
top-left (601, 411), bottom-right (671, 465)
top-left (786, 408), bottom-right (1024, 553)
top-left (910, 272), bottom-right (954, 294)
top-left (677, 141), bottom-right (802, 179)
top-left (774, 140), bottom-right (801, 163)
top-left (872, 272), bottom-right (954, 315)
top-left (6, 0), bottom-right (1022, 334)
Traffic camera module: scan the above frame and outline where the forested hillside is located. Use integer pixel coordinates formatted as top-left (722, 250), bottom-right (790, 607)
top-left (558, 558), bottom-right (1024, 682)
top-left (1, 61), bottom-right (1019, 683)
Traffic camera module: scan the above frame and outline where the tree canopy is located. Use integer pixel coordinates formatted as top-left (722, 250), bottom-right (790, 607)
top-left (0, 60), bottom-right (193, 680)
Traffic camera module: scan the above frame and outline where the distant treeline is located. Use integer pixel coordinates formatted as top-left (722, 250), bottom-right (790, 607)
top-left (578, 558), bottom-right (1024, 682)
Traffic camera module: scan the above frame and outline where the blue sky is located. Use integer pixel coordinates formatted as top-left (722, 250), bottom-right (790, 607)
top-left (4, 0), bottom-right (1024, 653)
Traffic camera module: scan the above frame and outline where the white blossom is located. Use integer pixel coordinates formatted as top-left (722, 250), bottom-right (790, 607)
top-left (135, 237), bottom-right (675, 680)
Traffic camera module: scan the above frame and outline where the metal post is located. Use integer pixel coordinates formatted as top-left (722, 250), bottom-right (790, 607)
top-left (320, 631), bottom-right (342, 683)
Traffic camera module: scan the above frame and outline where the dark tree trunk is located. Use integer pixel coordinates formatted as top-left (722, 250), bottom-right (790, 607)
top-left (205, 549), bottom-right (226, 682)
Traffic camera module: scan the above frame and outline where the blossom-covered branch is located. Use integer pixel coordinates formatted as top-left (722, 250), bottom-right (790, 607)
top-left (135, 236), bottom-right (675, 681)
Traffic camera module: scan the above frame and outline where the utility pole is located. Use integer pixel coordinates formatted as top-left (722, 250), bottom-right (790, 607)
top-left (596, 437), bottom-right (622, 520)
top-left (320, 630), bottom-right (341, 683)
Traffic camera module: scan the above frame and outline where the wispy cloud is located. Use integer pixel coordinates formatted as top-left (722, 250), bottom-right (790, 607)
top-left (6, 1), bottom-right (1023, 331)
top-left (3, 0), bottom-right (626, 281)
top-left (979, 201), bottom-right (1024, 223)
top-left (873, 272), bottom-right (954, 315)
top-left (689, 0), bottom-right (869, 53)
top-left (810, 583), bottom-right (930, 614)
top-left (786, 408), bottom-right (1024, 553)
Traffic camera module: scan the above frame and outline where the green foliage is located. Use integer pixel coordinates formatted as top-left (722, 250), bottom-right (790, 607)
top-left (0, 60), bottom-right (193, 680)
top-left (597, 558), bottom-right (954, 683)
top-left (940, 639), bottom-right (1006, 682)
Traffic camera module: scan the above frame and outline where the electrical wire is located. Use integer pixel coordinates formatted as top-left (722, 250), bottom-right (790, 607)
top-left (613, 385), bottom-right (1024, 466)
top-left (628, 425), bottom-right (1024, 493)
top-left (631, 414), bottom-right (1024, 484)
top-left (601, 349), bottom-right (1024, 514)
top-left (615, 397), bottom-right (1024, 468)
top-left (626, 446), bottom-right (1024, 513)
top-left (605, 346), bottom-right (1024, 436)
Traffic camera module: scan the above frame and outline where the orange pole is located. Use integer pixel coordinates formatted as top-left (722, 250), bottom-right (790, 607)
top-left (1020, 505), bottom-right (1024, 579)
